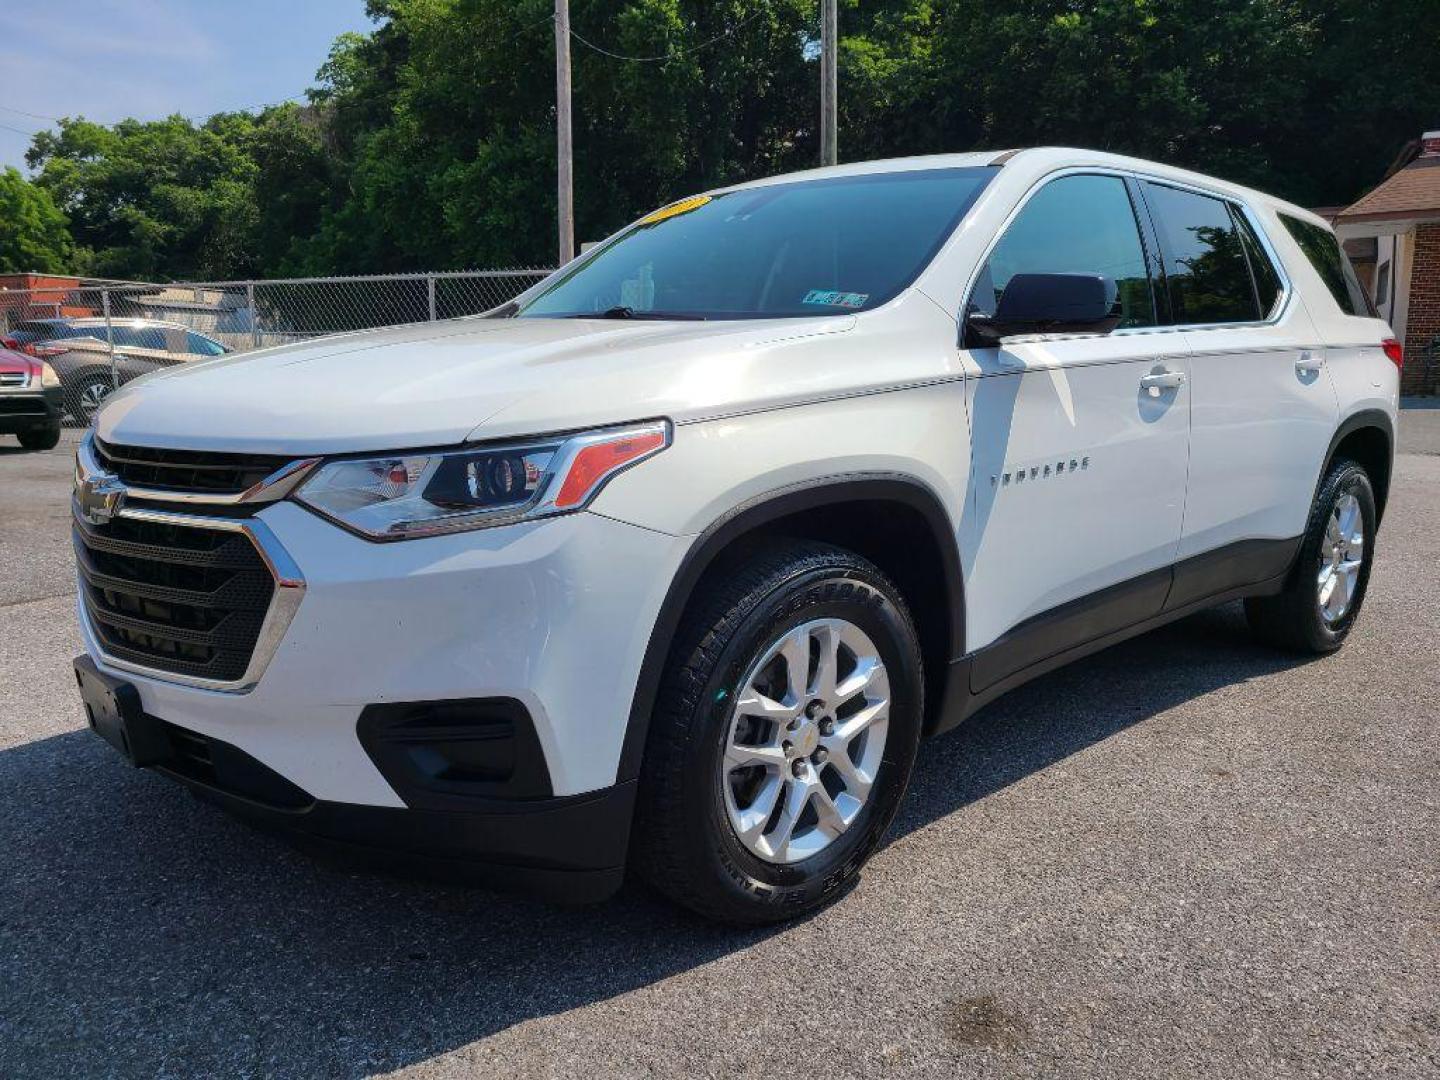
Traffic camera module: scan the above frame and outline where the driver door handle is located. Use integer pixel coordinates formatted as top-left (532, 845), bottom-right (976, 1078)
top-left (1140, 369), bottom-right (1187, 396)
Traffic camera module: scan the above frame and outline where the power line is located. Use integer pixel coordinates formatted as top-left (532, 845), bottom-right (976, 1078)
top-left (568, 9), bottom-right (767, 63)
top-left (0, 91), bottom-right (316, 131)
top-left (0, 103), bottom-right (60, 122)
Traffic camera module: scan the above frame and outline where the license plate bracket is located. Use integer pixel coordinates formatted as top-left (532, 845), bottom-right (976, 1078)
top-left (74, 655), bottom-right (171, 766)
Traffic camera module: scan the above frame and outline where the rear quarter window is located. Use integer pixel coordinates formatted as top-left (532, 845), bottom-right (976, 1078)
top-left (1279, 214), bottom-right (1376, 317)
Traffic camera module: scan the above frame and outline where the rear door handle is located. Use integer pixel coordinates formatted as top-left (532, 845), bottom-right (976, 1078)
top-left (1296, 351), bottom-right (1325, 374)
top-left (1140, 370), bottom-right (1187, 396)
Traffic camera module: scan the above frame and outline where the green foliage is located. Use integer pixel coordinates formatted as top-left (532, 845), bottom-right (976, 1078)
top-left (17, 0), bottom-right (1440, 279)
top-left (0, 166), bottom-right (74, 273)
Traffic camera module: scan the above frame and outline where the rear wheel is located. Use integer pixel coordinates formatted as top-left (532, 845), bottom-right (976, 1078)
top-left (1245, 457), bottom-right (1376, 653)
top-left (632, 540), bottom-right (924, 924)
top-left (17, 423), bottom-right (61, 451)
top-left (68, 371), bottom-right (115, 425)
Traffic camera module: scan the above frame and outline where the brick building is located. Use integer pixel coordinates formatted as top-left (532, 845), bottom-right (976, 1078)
top-left (0, 273), bottom-right (96, 334)
top-left (1332, 130), bottom-right (1440, 395)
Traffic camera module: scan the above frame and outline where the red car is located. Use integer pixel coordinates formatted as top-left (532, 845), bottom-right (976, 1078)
top-left (0, 347), bottom-right (63, 450)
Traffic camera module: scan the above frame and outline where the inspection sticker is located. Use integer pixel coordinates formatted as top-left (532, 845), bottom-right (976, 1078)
top-left (802, 289), bottom-right (868, 308)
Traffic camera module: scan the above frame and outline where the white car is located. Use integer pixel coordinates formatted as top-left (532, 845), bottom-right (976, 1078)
top-left (72, 148), bottom-right (1399, 923)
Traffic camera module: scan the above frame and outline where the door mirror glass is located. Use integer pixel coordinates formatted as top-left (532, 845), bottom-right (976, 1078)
top-left (969, 272), bottom-right (1122, 342)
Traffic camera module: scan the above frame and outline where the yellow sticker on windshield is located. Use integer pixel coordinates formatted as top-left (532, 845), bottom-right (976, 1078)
top-left (639, 194), bottom-right (711, 226)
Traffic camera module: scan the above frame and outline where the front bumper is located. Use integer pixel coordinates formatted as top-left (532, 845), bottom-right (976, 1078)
top-left (0, 386), bottom-right (62, 432)
top-left (76, 654), bottom-right (634, 900)
top-left (76, 499), bottom-right (686, 895)
top-left (79, 501), bottom-right (684, 801)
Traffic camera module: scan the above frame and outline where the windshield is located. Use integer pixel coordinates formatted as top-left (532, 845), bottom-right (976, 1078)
top-left (518, 167), bottom-right (996, 321)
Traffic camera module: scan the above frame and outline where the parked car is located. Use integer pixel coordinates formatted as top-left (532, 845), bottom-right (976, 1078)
top-left (0, 347), bottom-right (62, 450)
top-left (9, 318), bottom-right (231, 423)
top-left (5, 317), bottom-right (228, 357)
top-left (71, 149), bottom-right (1398, 923)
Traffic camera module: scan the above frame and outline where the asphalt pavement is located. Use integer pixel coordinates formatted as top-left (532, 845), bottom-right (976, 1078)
top-left (0, 418), bottom-right (1436, 1078)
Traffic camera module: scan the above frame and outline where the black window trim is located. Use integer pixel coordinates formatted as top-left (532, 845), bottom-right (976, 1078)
top-left (958, 165), bottom-right (1294, 345)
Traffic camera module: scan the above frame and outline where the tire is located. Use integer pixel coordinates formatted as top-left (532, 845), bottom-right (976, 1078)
top-left (17, 423), bottom-right (61, 451)
top-left (67, 371), bottom-right (115, 425)
top-left (1244, 457), bottom-right (1377, 654)
top-left (632, 539), bottom-right (924, 924)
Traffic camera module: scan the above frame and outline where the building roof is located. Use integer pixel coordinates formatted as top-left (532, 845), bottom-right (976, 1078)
top-left (1337, 146), bottom-right (1440, 224)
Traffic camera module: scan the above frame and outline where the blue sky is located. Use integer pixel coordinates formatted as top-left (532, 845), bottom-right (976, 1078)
top-left (0, 0), bottom-right (376, 172)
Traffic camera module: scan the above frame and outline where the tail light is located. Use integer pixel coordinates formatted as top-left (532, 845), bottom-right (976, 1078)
top-left (30, 343), bottom-right (67, 358)
top-left (0, 336), bottom-right (18, 350)
top-left (1381, 338), bottom-right (1403, 371)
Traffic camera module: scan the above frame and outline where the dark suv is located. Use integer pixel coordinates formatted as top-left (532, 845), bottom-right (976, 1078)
top-left (6, 318), bottom-right (230, 423)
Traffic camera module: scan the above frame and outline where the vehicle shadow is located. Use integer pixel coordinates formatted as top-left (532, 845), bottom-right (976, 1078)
top-left (0, 603), bottom-right (1307, 1077)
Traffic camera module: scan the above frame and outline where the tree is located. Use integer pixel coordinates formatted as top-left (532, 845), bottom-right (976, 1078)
top-left (0, 167), bottom-right (74, 273)
top-left (17, 0), bottom-right (1440, 278)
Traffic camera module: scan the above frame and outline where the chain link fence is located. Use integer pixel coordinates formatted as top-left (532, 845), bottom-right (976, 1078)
top-left (0, 269), bottom-right (550, 426)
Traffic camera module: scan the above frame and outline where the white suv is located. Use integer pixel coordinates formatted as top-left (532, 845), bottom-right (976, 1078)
top-left (72, 148), bottom-right (1399, 923)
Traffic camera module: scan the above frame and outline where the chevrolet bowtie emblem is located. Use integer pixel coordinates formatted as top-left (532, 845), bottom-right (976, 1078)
top-left (77, 472), bottom-right (126, 526)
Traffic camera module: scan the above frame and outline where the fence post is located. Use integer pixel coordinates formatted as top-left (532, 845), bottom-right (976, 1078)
top-left (101, 288), bottom-right (118, 390)
top-left (247, 283), bottom-right (259, 349)
top-left (427, 274), bottom-right (438, 322)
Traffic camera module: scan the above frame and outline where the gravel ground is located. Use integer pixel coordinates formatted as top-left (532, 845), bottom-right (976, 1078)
top-left (0, 419), bottom-right (1436, 1079)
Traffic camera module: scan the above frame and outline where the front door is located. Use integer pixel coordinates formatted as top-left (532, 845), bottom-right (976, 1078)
top-left (959, 172), bottom-right (1192, 689)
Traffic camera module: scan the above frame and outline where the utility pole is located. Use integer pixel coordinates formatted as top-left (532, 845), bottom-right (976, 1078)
top-left (555, 0), bottom-right (575, 265)
top-left (819, 0), bottom-right (837, 166)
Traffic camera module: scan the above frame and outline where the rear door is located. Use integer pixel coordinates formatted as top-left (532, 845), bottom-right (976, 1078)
top-left (1137, 181), bottom-right (1338, 608)
top-left (960, 172), bottom-right (1191, 686)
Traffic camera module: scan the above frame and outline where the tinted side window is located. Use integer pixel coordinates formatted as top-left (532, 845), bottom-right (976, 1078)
top-left (1234, 212), bottom-right (1283, 318)
top-left (1279, 214), bottom-right (1375, 317)
top-left (1143, 182), bottom-right (1259, 324)
top-left (187, 332), bottom-right (227, 356)
top-left (102, 328), bottom-right (162, 349)
top-left (974, 174), bottom-right (1155, 328)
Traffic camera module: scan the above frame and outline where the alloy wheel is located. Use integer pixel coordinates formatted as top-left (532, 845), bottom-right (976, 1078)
top-left (1317, 492), bottom-right (1364, 624)
top-left (719, 617), bottom-right (890, 864)
top-left (78, 379), bottom-right (113, 422)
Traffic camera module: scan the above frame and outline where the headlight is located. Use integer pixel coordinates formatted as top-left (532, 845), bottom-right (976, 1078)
top-left (294, 421), bottom-right (670, 540)
top-left (39, 362), bottom-right (60, 388)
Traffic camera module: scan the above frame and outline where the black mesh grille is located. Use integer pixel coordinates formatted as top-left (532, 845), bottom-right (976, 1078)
top-left (74, 514), bottom-right (275, 682)
top-left (93, 439), bottom-right (293, 495)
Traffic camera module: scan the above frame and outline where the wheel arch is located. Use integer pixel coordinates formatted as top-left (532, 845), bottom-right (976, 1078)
top-left (1321, 409), bottom-right (1394, 525)
top-left (615, 473), bottom-right (965, 783)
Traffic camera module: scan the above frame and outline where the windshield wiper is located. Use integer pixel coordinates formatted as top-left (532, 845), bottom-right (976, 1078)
top-left (564, 307), bottom-right (707, 320)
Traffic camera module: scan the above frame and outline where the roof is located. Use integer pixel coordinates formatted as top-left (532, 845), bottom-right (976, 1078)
top-left (1337, 157), bottom-right (1440, 224)
top-left (711, 147), bottom-right (1326, 224)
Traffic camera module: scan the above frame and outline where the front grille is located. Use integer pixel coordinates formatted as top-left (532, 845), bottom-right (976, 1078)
top-left (74, 513), bottom-right (275, 682)
top-left (0, 371), bottom-right (29, 387)
top-left (93, 439), bottom-right (293, 495)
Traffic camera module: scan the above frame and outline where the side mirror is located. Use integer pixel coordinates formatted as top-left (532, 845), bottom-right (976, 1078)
top-left (967, 272), bottom-right (1122, 346)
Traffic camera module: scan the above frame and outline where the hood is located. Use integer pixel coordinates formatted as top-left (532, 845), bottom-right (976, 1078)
top-left (95, 294), bottom-right (953, 454)
top-left (0, 348), bottom-right (37, 375)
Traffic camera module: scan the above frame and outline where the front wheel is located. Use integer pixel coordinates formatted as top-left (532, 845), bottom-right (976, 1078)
top-left (632, 540), bottom-right (924, 924)
top-left (17, 423), bottom-right (61, 451)
top-left (1245, 457), bottom-right (1377, 653)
